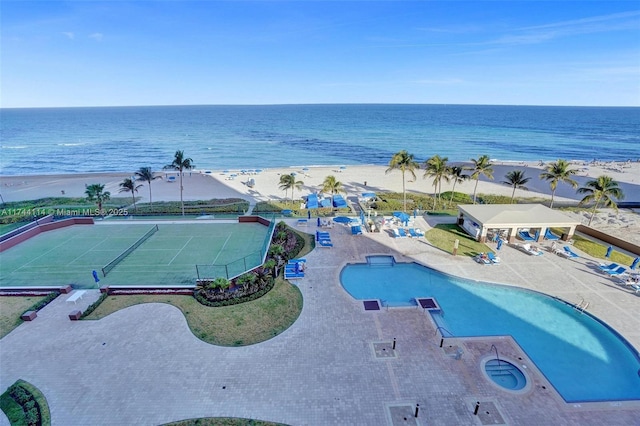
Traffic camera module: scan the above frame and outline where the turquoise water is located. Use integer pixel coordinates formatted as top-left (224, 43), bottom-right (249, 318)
top-left (2, 104), bottom-right (639, 175)
top-left (340, 258), bottom-right (640, 402)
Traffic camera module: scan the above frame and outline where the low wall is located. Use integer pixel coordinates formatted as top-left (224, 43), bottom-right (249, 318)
top-left (0, 217), bottom-right (94, 253)
top-left (576, 225), bottom-right (640, 256)
top-left (0, 215), bottom-right (54, 243)
top-left (238, 215), bottom-right (272, 226)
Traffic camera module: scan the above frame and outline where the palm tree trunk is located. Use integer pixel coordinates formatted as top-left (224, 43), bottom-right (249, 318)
top-left (473, 179), bottom-right (480, 204)
top-left (148, 184), bottom-right (153, 212)
top-left (549, 189), bottom-right (556, 209)
top-left (179, 171), bottom-right (185, 216)
top-left (511, 186), bottom-right (516, 203)
top-left (449, 181), bottom-right (458, 208)
top-left (131, 193), bottom-right (137, 212)
top-left (588, 199), bottom-right (600, 226)
top-left (402, 170), bottom-right (406, 212)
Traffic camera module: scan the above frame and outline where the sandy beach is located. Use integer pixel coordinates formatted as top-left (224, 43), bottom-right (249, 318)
top-left (2, 161), bottom-right (639, 244)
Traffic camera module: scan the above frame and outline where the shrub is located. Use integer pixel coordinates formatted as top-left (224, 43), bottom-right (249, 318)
top-left (80, 292), bottom-right (108, 319)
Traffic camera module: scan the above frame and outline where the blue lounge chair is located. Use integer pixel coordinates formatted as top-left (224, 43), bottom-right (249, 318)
top-left (408, 228), bottom-right (419, 238)
top-left (316, 231), bottom-right (331, 241)
top-left (563, 246), bottom-right (579, 258)
top-left (544, 229), bottom-right (560, 240)
top-left (318, 239), bottom-right (333, 247)
top-left (599, 263), bottom-right (619, 271)
top-left (605, 266), bottom-right (626, 276)
top-left (518, 230), bottom-right (536, 241)
top-left (351, 225), bottom-right (362, 235)
top-left (397, 228), bottom-right (408, 238)
top-left (487, 252), bottom-right (501, 264)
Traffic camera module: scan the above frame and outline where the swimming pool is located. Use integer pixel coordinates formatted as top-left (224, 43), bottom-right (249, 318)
top-left (340, 256), bottom-right (640, 403)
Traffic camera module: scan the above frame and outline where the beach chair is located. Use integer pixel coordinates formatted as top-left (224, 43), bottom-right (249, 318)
top-left (487, 252), bottom-right (501, 264)
top-left (605, 266), bottom-right (626, 276)
top-left (518, 230), bottom-right (536, 241)
top-left (544, 229), bottom-right (560, 240)
top-left (598, 263), bottom-right (619, 272)
top-left (351, 225), bottom-right (363, 235)
top-left (397, 228), bottom-right (408, 238)
top-left (408, 228), bottom-right (420, 238)
top-left (563, 246), bottom-right (580, 258)
top-left (474, 253), bottom-right (491, 265)
top-left (318, 239), bottom-right (333, 248)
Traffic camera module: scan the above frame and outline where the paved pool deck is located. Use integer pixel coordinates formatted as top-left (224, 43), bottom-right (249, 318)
top-left (1, 215), bottom-right (639, 425)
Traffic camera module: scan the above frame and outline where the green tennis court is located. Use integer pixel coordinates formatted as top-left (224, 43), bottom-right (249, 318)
top-left (0, 222), bottom-right (270, 288)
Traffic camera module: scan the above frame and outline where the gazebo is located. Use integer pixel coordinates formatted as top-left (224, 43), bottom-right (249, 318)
top-left (457, 204), bottom-right (580, 243)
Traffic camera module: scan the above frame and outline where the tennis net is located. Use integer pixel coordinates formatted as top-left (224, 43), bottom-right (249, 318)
top-left (102, 224), bottom-right (159, 277)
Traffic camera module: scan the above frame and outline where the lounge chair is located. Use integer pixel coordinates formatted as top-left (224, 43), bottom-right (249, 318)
top-left (605, 266), bottom-right (626, 276)
top-left (392, 229), bottom-right (404, 238)
top-left (408, 228), bottom-right (420, 238)
top-left (318, 239), bottom-right (333, 247)
top-left (519, 243), bottom-right (543, 256)
top-left (563, 246), bottom-right (580, 258)
top-left (487, 252), bottom-right (501, 264)
top-left (599, 263), bottom-right (619, 271)
top-left (544, 229), bottom-right (560, 240)
top-left (474, 253), bottom-right (492, 264)
top-left (631, 284), bottom-right (640, 294)
top-left (518, 230), bottom-right (536, 241)
top-left (397, 228), bottom-right (408, 238)
top-left (351, 225), bottom-right (363, 235)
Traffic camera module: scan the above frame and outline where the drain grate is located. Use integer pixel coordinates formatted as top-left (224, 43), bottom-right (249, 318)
top-left (372, 342), bottom-right (397, 359)
top-left (387, 405), bottom-right (418, 426)
top-left (475, 401), bottom-right (506, 425)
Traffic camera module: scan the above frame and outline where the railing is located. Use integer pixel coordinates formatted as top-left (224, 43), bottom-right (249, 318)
top-left (490, 344), bottom-right (502, 368)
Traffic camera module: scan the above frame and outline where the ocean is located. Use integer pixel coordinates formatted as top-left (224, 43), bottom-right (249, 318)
top-left (1, 104), bottom-right (639, 176)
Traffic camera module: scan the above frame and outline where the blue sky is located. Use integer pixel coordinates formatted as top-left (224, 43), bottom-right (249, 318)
top-left (1, 1), bottom-right (639, 107)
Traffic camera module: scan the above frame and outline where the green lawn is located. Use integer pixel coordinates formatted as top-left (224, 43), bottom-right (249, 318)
top-left (0, 295), bottom-right (50, 339)
top-left (424, 223), bottom-right (493, 256)
top-left (83, 278), bottom-right (303, 346)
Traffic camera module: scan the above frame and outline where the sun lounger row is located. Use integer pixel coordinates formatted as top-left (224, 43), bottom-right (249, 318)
top-left (517, 243), bottom-right (544, 256)
top-left (316, 231), bottom-right (333, 247)
top-left (284, 259), bottom-right (306, 279)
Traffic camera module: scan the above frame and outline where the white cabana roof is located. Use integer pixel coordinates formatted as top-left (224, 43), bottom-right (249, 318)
top-left (458, 204), bottom-right (580, 229)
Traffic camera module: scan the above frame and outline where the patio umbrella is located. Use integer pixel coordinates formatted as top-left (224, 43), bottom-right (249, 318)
top-left (605, 246), bottom-right (613, 258)
top-left (631, 257), bottom-right (639, 270)
top-left (496, 239), bottom-right (503, 251)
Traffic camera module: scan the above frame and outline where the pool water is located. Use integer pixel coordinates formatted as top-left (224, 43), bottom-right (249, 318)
top-left (484, 359), bottom-right (527, 391)
top-left (340, 257), bottom-right (640, 403)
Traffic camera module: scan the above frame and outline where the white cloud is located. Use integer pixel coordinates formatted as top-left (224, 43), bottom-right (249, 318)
top-left (89, 33), bottom-right (103, 42)
top-left (61, 32), bottom-right (75, 40)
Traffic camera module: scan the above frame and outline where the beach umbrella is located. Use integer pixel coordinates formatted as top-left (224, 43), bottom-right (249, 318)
top-left (605, 246), bottom-right (613, 258)
top-left (631, 257), bottom-right (639, 270)
top-left (497, 239), bottom-right (503, 251)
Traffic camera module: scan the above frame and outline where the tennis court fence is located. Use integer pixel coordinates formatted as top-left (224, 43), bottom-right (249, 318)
top-left (195, 215), bottom-right (276, 281)
top-left (101, 224), bottom-right (159, 277)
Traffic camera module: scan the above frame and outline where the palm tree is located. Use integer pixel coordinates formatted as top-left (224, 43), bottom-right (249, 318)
top-left (424, 155), bottom-right (449, 210)
top-left (163, 150), bottom-right (194, 216)
top-left (502, 170), bottom-right (531, 203)
top-left (135, 166), bottom-right (161, 212)
top-left (386, 150), bottom-right (419, 212)
top-left (447, 165), bottom-right (470, 208)
top-left (470, 155), bottom-right (494, 204)
top-left (278, 174), bottom-right (304, 205)
top-left (321, 175), bottom-right (345, 205)
top-left (539, 159), bottom-right (578, 209)
top-left (85, 183), bottom-right (110, 216)
top-left (119, 177), bottom-right (143, 212)
top-left (577, 175), bottom-right (624, 226)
